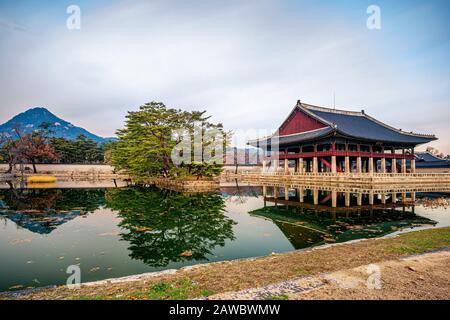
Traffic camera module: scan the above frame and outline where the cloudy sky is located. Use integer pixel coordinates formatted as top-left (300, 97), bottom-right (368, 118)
top-left (0, 0), bottom-right (449, 152)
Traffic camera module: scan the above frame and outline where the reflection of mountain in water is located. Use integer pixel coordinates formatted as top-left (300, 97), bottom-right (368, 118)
top-left (105, 187), bottom-right (236, 267)
top-left (2, 210), bottom-right (84, 234)
top-left (0, 188), bottom-right (106, 234)
top-left (251, 205), bottom-right (437, 249)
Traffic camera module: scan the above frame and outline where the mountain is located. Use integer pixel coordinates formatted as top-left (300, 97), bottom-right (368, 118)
top-left (0, 107), bottom-right (115, 143)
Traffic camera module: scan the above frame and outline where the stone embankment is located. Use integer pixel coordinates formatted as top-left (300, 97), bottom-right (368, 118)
top-left (151, 178), bottom-right (220, 192)
top-left (0, 164), bottom-right (129, 180)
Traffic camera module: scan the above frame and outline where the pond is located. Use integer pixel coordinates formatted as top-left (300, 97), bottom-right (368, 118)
top-left (0, 182), bottom-right (449, 292)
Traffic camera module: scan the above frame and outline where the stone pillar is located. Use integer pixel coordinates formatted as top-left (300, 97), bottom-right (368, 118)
top-left (331, 191), bottom-right (337, 208)
top-left (298, 188), bottom-right (304, 203)
top-left (331, 156), bottom-right (337, 174)
top-left (392, 159), bottom-right (397, 173)
top-left (262, 185), bottom-right (267, 197)
top-left (401, 158), bottom-right (407, 174)
top-left (298, 158), bottom-right (304, 174)
top-left (381, 193), bottom-right (386, 204)
top-left (284, 159), bottom-right (289, 174)
top-left (284, 186), bottom-right (289, 201)
top-left (357, 193), bottom-right (362, 206)
top-left (313, 189), bottom-right (319, 205)
top-left (368, 157), bottom-right (374, 174)
top-left (313, 157), bottom-right (318, 174)
top-left (411, 159), bottom-right (416, 173)
top-left (402, 192), bottom-right (407, 203)
top-left (392, 192), bottom-right (397, 203)
top-left (262, 160), bottom-right (266, 173)
top-left (345, 192), bottom-right (350, 207)
top-left (345, 156), bottom-right (350, 173)
top-left (411, 192), bottom-right (416, 202)
top-left (369, 191), bottom-right (374, 205)
top-left (356, 157), bottom-right (362, 173)
top-left (380, 158), bottom-right (386, 173)
top-left (274, 187), bottom-right (279, 199)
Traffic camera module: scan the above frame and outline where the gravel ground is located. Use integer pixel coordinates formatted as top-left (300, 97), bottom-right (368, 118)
top-left (210, 250), bottom-right (450, 300)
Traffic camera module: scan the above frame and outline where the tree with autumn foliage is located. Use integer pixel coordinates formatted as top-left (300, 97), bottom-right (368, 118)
top-left (2, 126), bottom-right (59, 173)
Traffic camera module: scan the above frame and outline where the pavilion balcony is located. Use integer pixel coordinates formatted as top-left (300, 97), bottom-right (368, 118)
top-left (264, 151), bottom-right (415, 160)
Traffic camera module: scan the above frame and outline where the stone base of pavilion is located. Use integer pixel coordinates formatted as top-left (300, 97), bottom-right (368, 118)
top-left (241, 172), bottom-right (450, 186)
top-left (150, 177), bottom-right (220, 193)
top-left (241, 174), bottom-right (450, 209)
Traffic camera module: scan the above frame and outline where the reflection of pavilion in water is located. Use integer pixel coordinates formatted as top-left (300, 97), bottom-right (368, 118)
top-left (260, 183), bottom-right (450, 210)
top-left (250, 184), bottom-right (441, 249)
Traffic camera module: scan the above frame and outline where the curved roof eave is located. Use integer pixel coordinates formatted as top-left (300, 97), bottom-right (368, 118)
top-left (334, 129), bottom-right (437, 146)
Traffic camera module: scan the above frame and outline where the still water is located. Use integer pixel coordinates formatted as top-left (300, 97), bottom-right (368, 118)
top-left (0, 182), bottom-right (449, 292)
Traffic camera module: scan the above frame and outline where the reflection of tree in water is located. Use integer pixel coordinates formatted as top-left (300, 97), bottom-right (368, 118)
top-left (0, 188), bottom-right (106, 234)
top-left (105, 187), bottom-right (236, 267)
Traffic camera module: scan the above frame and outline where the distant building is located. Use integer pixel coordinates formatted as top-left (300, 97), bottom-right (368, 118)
top-left (248, 100), bottom-right (437, 174)
top-left (414, 151), bottom-right (450, 173)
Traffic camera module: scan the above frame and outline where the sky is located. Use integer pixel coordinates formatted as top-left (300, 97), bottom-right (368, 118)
top-left (0, 0), bottom-right (449, 152)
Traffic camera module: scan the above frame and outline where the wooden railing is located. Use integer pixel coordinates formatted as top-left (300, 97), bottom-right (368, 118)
top-left (266, 151), bottom-right (415, 160)
top-left (240, 171), bottom-right (450, 185)
top-left (242, 171), bottom-right (450, 178)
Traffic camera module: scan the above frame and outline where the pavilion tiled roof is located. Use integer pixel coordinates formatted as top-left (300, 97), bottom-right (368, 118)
top-left (248, 127), bottom-right (334, 147)
top-left (409, 151), bottom-right (450, 169)
top-left (301, 103), bottom-right (436, 145)
top-left (248, 101), bottom-right (437, 147)
top-left (415, 151), bottom-right (444, 162)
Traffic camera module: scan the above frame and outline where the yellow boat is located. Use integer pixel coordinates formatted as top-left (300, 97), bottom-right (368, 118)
top-left (27, 176), bottom-right (57, 184)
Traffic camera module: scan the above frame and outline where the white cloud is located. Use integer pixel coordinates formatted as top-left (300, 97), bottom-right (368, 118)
top-left (0, 0), bottom-right (448, 153)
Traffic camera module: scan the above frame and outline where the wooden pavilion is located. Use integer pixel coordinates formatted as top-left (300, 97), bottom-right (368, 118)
top-left (248, 100), bottom-right (437, 174)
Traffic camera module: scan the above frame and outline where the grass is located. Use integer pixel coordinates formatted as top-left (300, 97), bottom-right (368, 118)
top-left (128, 279), bottom-right (209, 300)
top-left (68, 278), bottom-right (210, 300)
top-left (16, 227), bottom-right (450, 300)
top-left (262, 294), bottom-right (289, 300)
top-left (387, 228), bottom-right (450, 255)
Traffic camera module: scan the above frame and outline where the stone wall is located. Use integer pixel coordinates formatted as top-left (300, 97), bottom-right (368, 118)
top-left (152, 178), bottom-right (220, 193)
top-left (0, 164), bottom-right (128, 180)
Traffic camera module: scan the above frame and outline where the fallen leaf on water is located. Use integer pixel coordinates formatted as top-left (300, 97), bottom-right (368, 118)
top-left (26, 260), bottom-right (34, 264)
top-left (9, 285), bottom-right (24, 290)
top-left (135, 227), bottom-right (152, 232)
top-left (180, 250), bottom-right (193, 257)
top-left (58, 256), bottom-right (65, 260)
top-left (98, 232), bottom-right (120, 237)
top-left (32, 279), bottom-right (40, 284)
top-left (10, 238), bottom-right (32, 245)
top-left (90, 267), bottom-right (100, 272)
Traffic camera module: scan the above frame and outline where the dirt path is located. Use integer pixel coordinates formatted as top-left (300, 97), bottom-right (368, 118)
top-left (210, 250), bottom-right (450, 300)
